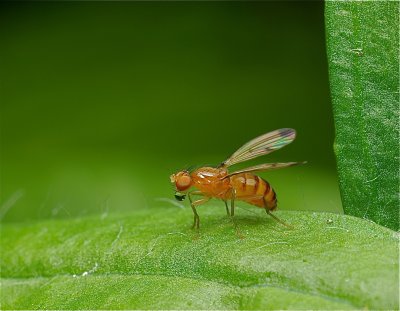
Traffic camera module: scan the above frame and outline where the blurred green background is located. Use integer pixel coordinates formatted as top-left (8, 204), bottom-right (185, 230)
top-left (0, 2), bottom-right (342, 224)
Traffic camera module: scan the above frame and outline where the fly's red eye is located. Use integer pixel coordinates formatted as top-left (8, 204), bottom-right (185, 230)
top-left (177, 175), bottom-right (191, 189)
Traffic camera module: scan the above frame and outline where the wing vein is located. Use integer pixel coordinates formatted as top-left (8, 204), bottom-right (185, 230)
top-left (221, 128), bottom-right (297, 167)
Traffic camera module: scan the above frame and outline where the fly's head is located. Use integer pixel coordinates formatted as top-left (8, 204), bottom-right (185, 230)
top-left (170, 170), bottom-right (192, 201)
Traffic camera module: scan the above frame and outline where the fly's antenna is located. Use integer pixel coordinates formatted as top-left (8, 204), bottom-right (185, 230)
top-left (266, 210), bottom-right (294, 229)
top-left (171, 164), bottom-right (190, 174)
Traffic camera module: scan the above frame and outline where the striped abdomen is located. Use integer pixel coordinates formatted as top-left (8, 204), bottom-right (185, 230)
top-left (229, 173), bottom-right (277, 210)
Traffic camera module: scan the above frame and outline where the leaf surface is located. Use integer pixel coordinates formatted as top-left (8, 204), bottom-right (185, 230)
top-left (1, 207), bottom-right (398, 310)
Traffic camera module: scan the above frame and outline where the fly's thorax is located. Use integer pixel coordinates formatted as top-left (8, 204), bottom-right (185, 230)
top-left (191, 167), bottom-right (230, 196)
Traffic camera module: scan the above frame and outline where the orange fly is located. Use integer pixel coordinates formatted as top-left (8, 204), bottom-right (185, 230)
top-left (170, 128), bottom-right (306, 228)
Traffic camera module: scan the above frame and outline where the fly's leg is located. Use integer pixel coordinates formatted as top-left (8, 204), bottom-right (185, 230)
top-left (230, 188), bottom-right (236, 216)
top-left (263, 198), bottom-right (293, 229)
top-left (229, 193), bottom-right (292, 229)
top-left (228, 188), bottom-right (245, 239)
top-left (191, 197), bottom-right (210, 229)
top-left (222, 188), bottom-right (234, 216)
top-left (223, 200), bottom-right (230, 216)
top-left (188, 191), bottom-right (210, 229)
top-left (265, 209), bottom-right (293, 229)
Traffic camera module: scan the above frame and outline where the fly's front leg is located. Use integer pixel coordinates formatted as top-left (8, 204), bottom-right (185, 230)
top-left (188, 191), bottom-right (210, 229)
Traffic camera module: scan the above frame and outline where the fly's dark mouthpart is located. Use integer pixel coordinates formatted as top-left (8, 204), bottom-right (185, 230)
top-left (174, 194), bottom-right (186, 201)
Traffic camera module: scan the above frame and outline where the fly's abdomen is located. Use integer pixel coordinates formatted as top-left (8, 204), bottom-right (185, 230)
top-left (231, 173), bottom-right (277, 209)
top-left (262, 178), bottom-right (277, 210)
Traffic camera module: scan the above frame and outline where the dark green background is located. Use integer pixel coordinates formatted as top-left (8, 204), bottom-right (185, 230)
top-left (0, 2), bottom-right (342, 223)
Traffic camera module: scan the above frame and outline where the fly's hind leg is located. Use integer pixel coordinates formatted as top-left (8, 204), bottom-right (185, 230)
top-left (263, 199), bottom-right (293, 229)
top-left (265, 209), bottom-right (293, 229)
top-left (188, 191), bottom-right (210, 229)
top-left (229, 193), bottom-right (292, 229)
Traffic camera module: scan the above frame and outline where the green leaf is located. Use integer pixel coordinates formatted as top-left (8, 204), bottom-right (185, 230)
top-left (325, 2), bottom-right (399, 230)
top-left (1, 207), bottom-right (398, 310)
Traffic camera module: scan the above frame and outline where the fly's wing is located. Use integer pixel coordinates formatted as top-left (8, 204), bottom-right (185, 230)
top-left (220, 128), bottom-right (297, 167)
top-left (222, 162), bottom-right (306, 179)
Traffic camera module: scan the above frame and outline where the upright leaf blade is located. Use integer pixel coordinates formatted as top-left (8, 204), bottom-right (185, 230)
top-left (326, 2), bottom-right (399, 230)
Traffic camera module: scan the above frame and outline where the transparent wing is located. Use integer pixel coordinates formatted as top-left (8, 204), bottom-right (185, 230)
top-left (222, 161), bottom-right (306, 179)
top-left (221, 128), bottom-right (297, 167)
